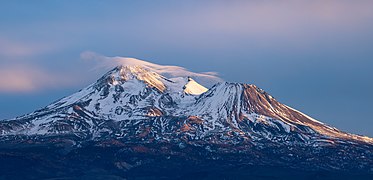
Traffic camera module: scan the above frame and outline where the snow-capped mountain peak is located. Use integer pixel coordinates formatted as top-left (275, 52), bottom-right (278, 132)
top-left (81, 53), bottom-right (223, 88)
top-left (111, 65), bottom-right (167, 92)
top-left (1, 58), bottom-right (373, 178)
top-left (99, 65), bottom-right (210, 95)
top-left (1, 60), bottom-right (372, 146)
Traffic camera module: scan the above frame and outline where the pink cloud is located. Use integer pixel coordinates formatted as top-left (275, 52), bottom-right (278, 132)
top-left (0, 66), bottom-right (77, 93)
top-left (135, 0), bottom-right (373, 46)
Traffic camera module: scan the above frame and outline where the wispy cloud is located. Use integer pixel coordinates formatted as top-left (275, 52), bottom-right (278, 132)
top-left (81, 51), bottom-right (224, 87)
top-left (0, 37), bottom-right (53, 59)
top-left (0, 66), bottom-right (78, 93)
top-left (157, 1), bottom-right (373, 35)
top-left (123, 0), bottom-right (373, 50)
top-left (0, 37), bottom-right (74, 93)
top-left (0, 50), bottom-right (222, 93)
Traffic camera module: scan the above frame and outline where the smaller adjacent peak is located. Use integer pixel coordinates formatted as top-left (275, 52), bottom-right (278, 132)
top-left (183, 78), bottom-right (208, 95)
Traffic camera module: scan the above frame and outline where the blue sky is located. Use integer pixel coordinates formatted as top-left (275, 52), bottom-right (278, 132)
top-left (0, 0), bottom-right (372, 136)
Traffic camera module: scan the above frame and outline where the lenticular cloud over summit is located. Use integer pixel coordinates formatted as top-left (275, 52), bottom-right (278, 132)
top-left (81, 51), bottom-right (223, 88)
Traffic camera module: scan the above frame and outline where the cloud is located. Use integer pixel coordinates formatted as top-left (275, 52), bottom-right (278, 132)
top-left (0, 66), bottom-right (77, 93)
top-left (124, 0), bottom-right (373, 49)
top-left (0, 38), bottom-right (79, 93)
top-left (0, 50), bottom-right (223, 93)
top-left (166, 1), bottom-right (373, 34)
top-left (0, 37), bottom-right (52, 59)
top-left (81, 51), bottom-right (224, 87)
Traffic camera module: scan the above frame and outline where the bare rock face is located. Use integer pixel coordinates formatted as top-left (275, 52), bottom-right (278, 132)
top-left (0, 63), bottom-right (372, 179)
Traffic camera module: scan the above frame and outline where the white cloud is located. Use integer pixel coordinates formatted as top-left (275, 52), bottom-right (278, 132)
top-left (81, 51), bottom-right (224, 87)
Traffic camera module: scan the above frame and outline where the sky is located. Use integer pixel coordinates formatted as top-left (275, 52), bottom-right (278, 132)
top-left (0, 0), bottom-right (372, 136)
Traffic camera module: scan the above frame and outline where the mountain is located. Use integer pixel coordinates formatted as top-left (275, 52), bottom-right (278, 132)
top-left (0, 59), bottom-right (372, 179)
